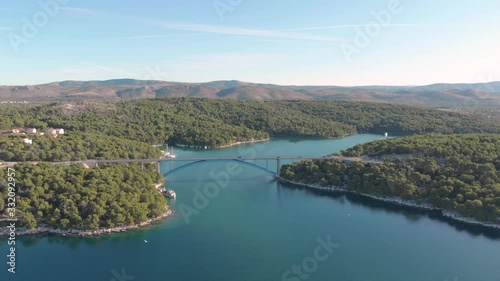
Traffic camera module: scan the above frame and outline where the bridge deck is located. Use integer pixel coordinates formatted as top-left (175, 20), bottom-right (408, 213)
top-left (49, 156), bottom-right (382, 165)
top-left (2, 156), bottom-right (384, 176)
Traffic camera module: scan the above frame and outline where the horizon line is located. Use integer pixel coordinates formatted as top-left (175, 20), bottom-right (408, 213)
top-left (1, 78), bottom-right (499, 88)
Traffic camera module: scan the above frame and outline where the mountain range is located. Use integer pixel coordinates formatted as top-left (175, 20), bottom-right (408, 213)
top-left (1, 79), bottom-right (500, 108)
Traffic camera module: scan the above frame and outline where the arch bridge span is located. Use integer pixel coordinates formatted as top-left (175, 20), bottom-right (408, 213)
top-left (158, 156), bottom-right (378, 176)
top-left (162, 159), bottom-right (277, 176)
top-left (52, 156), bottom-right (380, 176)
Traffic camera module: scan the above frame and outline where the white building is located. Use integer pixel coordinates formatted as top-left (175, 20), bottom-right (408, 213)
top-left (27, 128), bottom-right (37, 134)
top-left (22, 138), bottom-right (33, 145)
top-left (46, 128), bottom-right (58, 135)
top-left (46, 128), bottom-right (65, 137)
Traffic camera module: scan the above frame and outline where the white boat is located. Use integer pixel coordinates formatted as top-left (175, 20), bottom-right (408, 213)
top-left (162, 189), bottom-right (177, 199)
top-left (163, 144), bottom-right (176, 158)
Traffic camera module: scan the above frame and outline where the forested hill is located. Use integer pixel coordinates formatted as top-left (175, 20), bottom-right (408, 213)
top-left (2, 79), bottom-right (500, 108)
top-left (280, 134), bottom-right (500, 224)
top-left (1, 98), bottom-right (499, 147)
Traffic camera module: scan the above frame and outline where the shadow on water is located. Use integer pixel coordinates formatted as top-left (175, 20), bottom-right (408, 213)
top-left (278, 182), bottom-right (500, 240)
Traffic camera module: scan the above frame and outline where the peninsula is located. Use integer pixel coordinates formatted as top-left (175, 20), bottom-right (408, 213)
top-left (279, 134), bottom-right (500, 229)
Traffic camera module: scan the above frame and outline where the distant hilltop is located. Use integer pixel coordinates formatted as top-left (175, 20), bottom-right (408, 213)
top-left (1, 79), bottom-right (499, 108)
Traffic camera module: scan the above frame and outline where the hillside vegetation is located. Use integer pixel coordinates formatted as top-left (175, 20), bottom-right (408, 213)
top-left (0, 133), bottom-right (162, 162)
top-left (0, 163), bottom-right (166, 230)
top-left (281, 134), bottom-right (500, 224)
top-left (1, 98), bottom-right (499, 148)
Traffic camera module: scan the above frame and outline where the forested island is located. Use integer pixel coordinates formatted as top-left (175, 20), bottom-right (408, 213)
top-left (280, 134), bottom-right (500, 228)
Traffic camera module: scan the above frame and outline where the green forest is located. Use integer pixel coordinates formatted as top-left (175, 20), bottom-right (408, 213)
top-left (1, 98), bottom-right (498, 147)
top-left (0, 133), bottom-right (162, 162)
top-left (280, 134), bottom-right (500, 224)
top-left (0, 163), bottom-right (166, 230)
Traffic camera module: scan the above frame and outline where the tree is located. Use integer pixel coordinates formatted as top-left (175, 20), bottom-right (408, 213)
top-left (21, 212), bottom-right (38, 229)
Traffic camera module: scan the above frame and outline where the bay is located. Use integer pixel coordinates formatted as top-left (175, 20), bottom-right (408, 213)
top-left (2, 134), bottom-right (500, 281)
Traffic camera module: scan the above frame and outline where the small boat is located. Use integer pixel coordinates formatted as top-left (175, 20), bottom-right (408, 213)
top-left (163, 144), bottom-right (176, 158)
top-left (162, 189), bottom-right (177, 199)
top-left (144, 240), bottom-right (148, 243)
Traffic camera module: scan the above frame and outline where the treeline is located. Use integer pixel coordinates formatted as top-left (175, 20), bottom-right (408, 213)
top-left (1, 98), bottom-right (498, 147)
top-left (342, 134), bottom-right (500, 163)
top-left (0, 133), bottom-right (162, 162)
top-left (280, 134), bottom-right (500, 223)
top-left (282, 101), bottom-right (500, 135)
top-left (0, 163), bottom-right (166, 230)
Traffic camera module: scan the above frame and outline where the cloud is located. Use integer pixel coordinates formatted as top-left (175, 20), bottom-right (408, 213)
top-left (147, 21), bottom-right (346, 42)
top-left (58, 62), bottom-right (138, 78)
top-left (256, 39), bottom-right (290, 43)
top-left (56, 7), bottom-right (441, 42)
top-left (60, 6), bottom-right (345, 42)
top-left (81, 63), bottom-right (138, 76)
top-left (0, 8), bottom-right (24, 12)
top-left (279, 23), bottom-right (438, 32)
top-left (117, 33), bottom-right (202, 40)
top-left (178, 52), bottom-right (285, 70)
top-left (120, 23), bottom-right (442, 42)
top-left (60, 7), bottom-right (100, 15)
top-left (173, 61), bottom-right (226, 67)
top-left (118, 23), bottom-right (345, 42)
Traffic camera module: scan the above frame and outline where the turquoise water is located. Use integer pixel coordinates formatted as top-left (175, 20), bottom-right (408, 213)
top-left (2, 134), bottom-right (500, 281)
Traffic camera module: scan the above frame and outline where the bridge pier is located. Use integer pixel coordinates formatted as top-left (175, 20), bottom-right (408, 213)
top-left (276, 158), bottom-right (281, 176)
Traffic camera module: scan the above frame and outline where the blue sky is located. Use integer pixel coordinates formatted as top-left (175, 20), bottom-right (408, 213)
top-left (1, 0), bottom-right (499, 86)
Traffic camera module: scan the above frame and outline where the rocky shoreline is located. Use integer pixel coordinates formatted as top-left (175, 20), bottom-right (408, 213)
top-left (0, 208), bottom-right (174, 237)
top-left (174, 138), bottom-right (270, 150)
top-left (214, 138), bottom-right (270, 149)
top-left (277, 177), bottom-right (500, 230)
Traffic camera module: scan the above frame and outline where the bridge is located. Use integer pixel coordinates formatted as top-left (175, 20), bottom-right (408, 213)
top-left (52, 156), bottom-right (382, 176)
